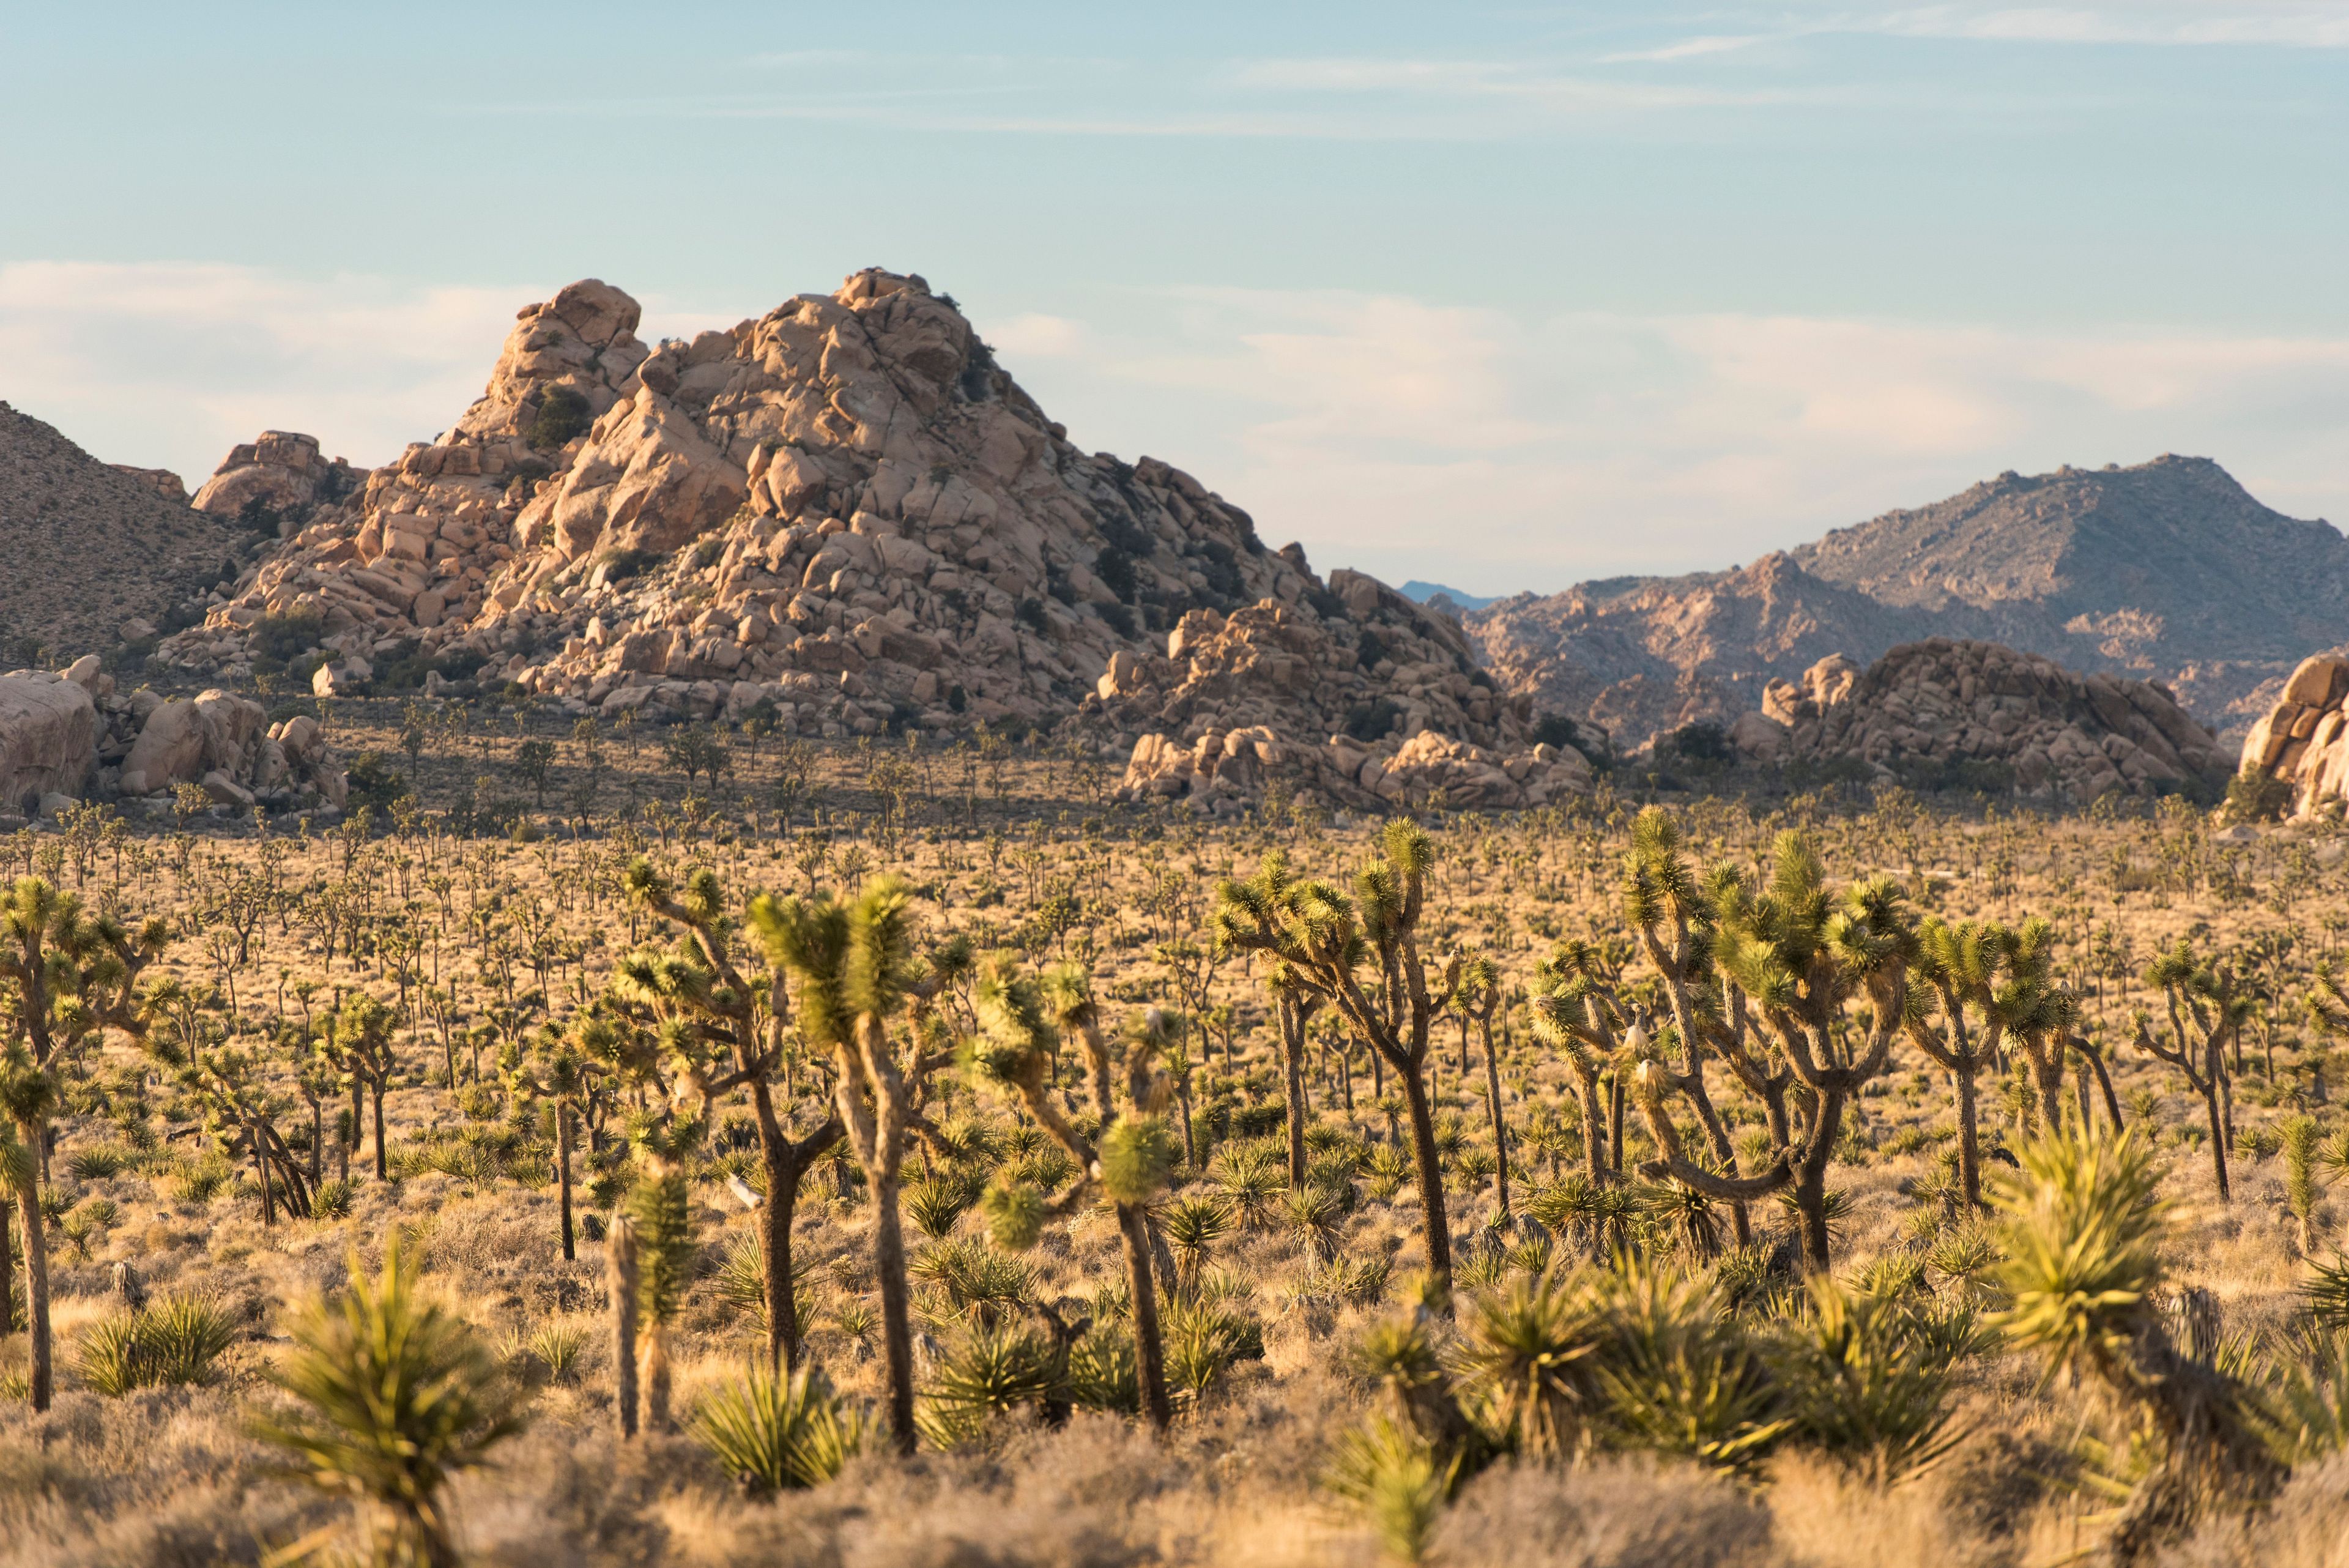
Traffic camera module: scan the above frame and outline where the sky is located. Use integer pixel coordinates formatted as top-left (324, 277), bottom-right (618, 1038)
top-left (3, 1), bottom-right (2345, 597)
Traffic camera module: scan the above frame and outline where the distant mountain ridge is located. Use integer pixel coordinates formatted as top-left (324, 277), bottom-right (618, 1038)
top-left (1400, 580), bottom-right (1501, 612)
top-left (1466, 456), bottom-right (2346, 751)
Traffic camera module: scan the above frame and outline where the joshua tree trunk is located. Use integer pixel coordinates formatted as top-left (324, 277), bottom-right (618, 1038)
top-left (607, 1215), bottom-right (639, 1438)
top-left (555, 1101), bottom-right (576, 1262)
top-left (1398, 1070), bottom-right (1452, 1285)
top-left (1953, 1066), bottom-right (1983, 1208)
top-left (869, 1162), bottom-right (917, 1452)
top-left (1118, 1202), bottom-right (1174, 1428)
top-left (1276, 992), bottom-right (1310, 1187)
top-left (749, 1080), bottom-right (841, 1371)
top-left (2200, 1079), bottom-right (2231, 1201)
top-left (0, 1205), bottom-right (13, 1336)
top-left (1792, 1088), bottom-right (1847, 1273)
top-left (15, 1156), bottom-right (51, 1411)
top-left (371, 1083), bottom-right (388, 1180)
top-left (1480, 1020), bottom-right (1512, 1221)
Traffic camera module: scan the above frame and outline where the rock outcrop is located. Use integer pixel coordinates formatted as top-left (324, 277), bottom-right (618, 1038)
top-left (153, 271), bottom-right (1540, 771)
top-left (2235, 653), bottom-right (2349, 817)
top-left (0, 402), bottom-right (248, 657)
top-left (111, 466), bottom-right (189, 506)
top-left (191, 430), bottom-right (360, 529)
top-left (0, 667), bottom-right (98, 816)
top-left (1093, 568), bottom-right (1587, 811)
top-left (1743, 639), bottom-right (2222, 801)
top-left (116, 688), bottom-right (346, 811)
top-left (1468, 458), bottom-right (2348, 749)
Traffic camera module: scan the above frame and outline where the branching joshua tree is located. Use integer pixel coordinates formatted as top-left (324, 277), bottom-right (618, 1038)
top-left (1905, 917), bottom-right (2051, 1208)
top-left (0, 875), bottom-right (168, 1410)
top-left (2136, 940), bottom-right (2235, 1201)
top-left (1266, 956), bottom-right (1321, 1187)
top-left (1677, 831), bottom-right (1914, 1272)
top-left (965, 957), bottom-right (1178, 1429)
top-left (750, 877), bottom-right (956, 1453)
top-left (620, 861), bottom-right (845, 1369)
top-left (320, 992), bottom-right (399, 1181)
top-left (1528, 938), bottom-right (1627, 1184)
top-left (1216, 824), bottom-right (1462, 1289)
top-left (1453, 953), bottom-right (1512, 1221)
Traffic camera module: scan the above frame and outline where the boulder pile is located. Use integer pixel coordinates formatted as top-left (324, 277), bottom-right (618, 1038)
top-left (149, 269), bottom-right (1567, 799)
top-left (0, 655), bottom-right (346, 824)
top-left (2235, 653), bottom-right (2349, 817)
top-left (1739, 639), bottom-right (2222, 800)
top-left (1092, 571), bottom-right (1590, 812)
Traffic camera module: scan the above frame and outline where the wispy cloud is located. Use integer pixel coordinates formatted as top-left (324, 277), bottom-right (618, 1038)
top-left (0, 262), bottom-right (727, 483)
top-left (1004, 288), bottom-right (2349, 591)
top-left (1865, 4), bottom-right (2349, 46)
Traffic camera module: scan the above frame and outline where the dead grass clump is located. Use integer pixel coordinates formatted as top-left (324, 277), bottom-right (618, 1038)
top-left (1434, 1457), bottom-right (1776, 1568)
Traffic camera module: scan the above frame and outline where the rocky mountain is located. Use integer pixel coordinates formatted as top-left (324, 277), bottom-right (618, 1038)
top-left (152, 270), bottom-right (1547, 803)
top-left (1468, 456), bottom-right (2347, 751)
top-left (0, 403), bottom-right (247, 659)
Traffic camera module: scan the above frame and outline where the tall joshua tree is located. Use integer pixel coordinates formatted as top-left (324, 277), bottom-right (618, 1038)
top-left (1906, 916), bottom-right (2053, 1209)
top-left (620, 861), bottom-right (844, 1369)
top-left (1217, 824), bottom-right (1461, 1288)
top-left (2135, 939), bottom-right (2234, 1202)
top-left (0, 877), bottom-right (167, 1410)
top-left (751, 877), bottom-right (955, 1453)
top-left (320, 992), bottom-right (399, 1181)
top-left (1645, 832), bottom-right (1913, 1273)
top-left (966, 957), bottom-right (1178, 1429)
top-left (1528, 938), bottom-right (1627, 1184)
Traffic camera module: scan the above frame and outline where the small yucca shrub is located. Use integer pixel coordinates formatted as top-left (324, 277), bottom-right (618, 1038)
top-left (690, 1362), bottom-right (865, 1493)
top-left (65, 1145), bottom-right (127, 1181)
top-left (77, 1296), bottom-right (239, 1395)
top-left (1775, 1276), bottom-right (1969, 1485)
top-left (311, 1177), bottom-right (355, 1219)
top-left (1324, 1414), bottom-right (1460, 1564)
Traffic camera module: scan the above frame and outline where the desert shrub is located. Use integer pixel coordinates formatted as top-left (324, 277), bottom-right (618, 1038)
top-left (691, 1362), bottom-right (866, 1492)
top-left (1345, 699), bottom-right (1404, 743)
top-left (76, 1296), bottom-right (240, 1395)
top-left (345, 751), bottom-right (409, 812)
top-left (313, 1178), bottom-right (355, 1219)
top-left (526, 386), bottom-right (593, 451)
top-left (65, 1145), bottom-right (127, 1180)
top-left (1093, 545), bottom-right (1137, 603)
top-left (252, 609), bottom-right (325, 667)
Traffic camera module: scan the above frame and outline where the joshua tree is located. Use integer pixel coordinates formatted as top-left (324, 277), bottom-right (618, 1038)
top-left (1452, 953), bottom-right (1512, 1221)
top-left (966, 958), bottom-right (1178, 1429)
top-left (320, 992), bottom-right (399, 1181)
top-left (1264, 959), bottom-right (1321, 1186)
top-left (0, 876), bottom-right (167, 1410)
top-left (1528, 938), bottom-right (1626, 1183)
top-left (620, 861), bottom-right (844, 1369)
top-left (254, 1236), bottom-right (527, 1567)
top-left (2135, 940), bottom-right (2235, 1201)
top-left (1216, 825), bottom-right (1463, 1288)
top-left (1691, 833), bottom-right (1913, 1271)
top-left (750, 877), bottom-right (956, 1452)
top-left (1904, 917), bottom-right (2054, 1208)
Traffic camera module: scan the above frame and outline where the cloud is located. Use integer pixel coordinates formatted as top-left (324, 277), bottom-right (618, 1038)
top-left (7, 261), bottom-right (2343, 603)
top-left (0, 262), bottom-right (726, 485)
top-left (1863, 4), bottom-right (2349, 46)
top-left (1005, 290), bottom-right (2349, 593)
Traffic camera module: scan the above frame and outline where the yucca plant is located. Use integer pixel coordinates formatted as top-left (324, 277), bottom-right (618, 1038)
top-left (1323, 1414), bottom-right (1461, 1564)
top-left (251, 1238), bottom-right (527, 1568)
top-left (1585, 1260), bottom-right (1787, 1471)
top-left (2280, 1113), bottom-right (2326, 1255)
top-left (923, 1323), bottom-right (1059, 1429)
top-left (1282, 1181), bottom-right (1349, 1264)
top-left (65, 1145), bottom-right (127, 1181)
top-left (2249, 1325), bottom-right (2349, 1464)
top-left (903, 1175), bottom-right (973, 1241)
top-left (1991, 1126), bottom-right (2282, 1561)
top-left (1161, 1194), bottom-right (1234, 1288)
top-left (1453, 1268), bottom-right (1603, 1460)
top-left (1066, 1325), bottom-right (1139, 1413)
top-left (1775, 1275), bottom-right (1967, 1485)
top-left (690, 1361), bottom-right (865, 1493)
top-left (311, 1177), bottom-right (355, 1220)
top-left (520, 1320), bottom-right (589, 1384)
top-left (2304, 1250), bottom-right (2349, 1329)
top-left (625, 1170), bottom-right (697, 1431)
top-left (76, 1295), bottom-right (240, 1395)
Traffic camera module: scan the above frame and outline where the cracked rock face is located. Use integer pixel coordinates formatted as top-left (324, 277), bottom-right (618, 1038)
top-left (1738, 639), bottom-right (2222, 801)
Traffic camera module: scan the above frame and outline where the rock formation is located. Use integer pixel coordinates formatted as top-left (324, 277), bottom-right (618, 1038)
top-left (1741, 639), bottom-right (2222, 801)
top-left (0, 402), bottom-right (250, 656)
top-left (1468, 457), bottom-right (2347, 749)
top-left (191, 430), bottom-right (360, 529)
top-left (2234, 653), bottom-right (2349, 818)
top-left (0, 654), bottom-right (346, 825)
top-left (1091, 570), bottom-right (1584, 811)
top-left (151, 271), bottom-right (1560, 806)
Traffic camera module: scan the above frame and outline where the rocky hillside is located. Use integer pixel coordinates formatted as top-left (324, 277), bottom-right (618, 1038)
top-left (0, 403), bottom-right (247, 658)
top-left (1738, 639), bottom-right (2222, 803)
top-left (1469, 456), bottom-right (2346, 750)
top-left (153, 271), bottom-right (1532, 776)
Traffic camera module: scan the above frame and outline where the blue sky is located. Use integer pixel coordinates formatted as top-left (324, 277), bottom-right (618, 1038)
top-left (4, 1), bottom-right (2345, 595)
